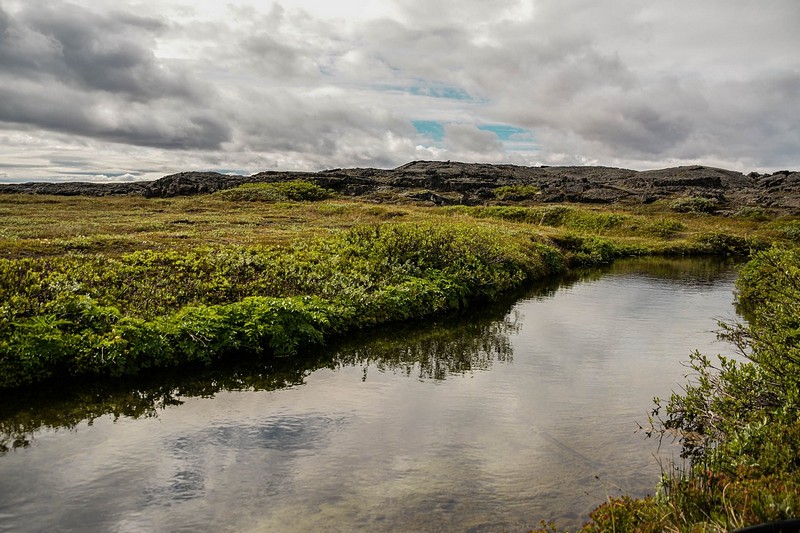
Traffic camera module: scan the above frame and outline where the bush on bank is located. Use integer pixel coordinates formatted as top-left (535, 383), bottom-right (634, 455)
top-left (0, 222), bottom-right (563, 388)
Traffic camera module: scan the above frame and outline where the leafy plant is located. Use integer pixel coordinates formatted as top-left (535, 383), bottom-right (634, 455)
top-left (0, 222), bottom-right (564, 388)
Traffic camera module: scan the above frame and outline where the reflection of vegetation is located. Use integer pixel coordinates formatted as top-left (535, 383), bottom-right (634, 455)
top-left (0, 285), bottom-right (530, 453)
top-left (602, 256), bottom-right (741, 284)
top-left (0, 258), bottom-right (736, 455)
top-left (335, 309), bottom-right (520, 381)
top-left (0, 355), bottom-right (326, 453)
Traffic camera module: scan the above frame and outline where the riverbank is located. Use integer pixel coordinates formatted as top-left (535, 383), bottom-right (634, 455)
top-left (546, 245), bottom-right (800, 532)
top-left (0, 257), bottom-right (741, 531)
top-left (1, 181), bottom-right (790, 389)
top-left (2, 179), bottom-right (799, 530)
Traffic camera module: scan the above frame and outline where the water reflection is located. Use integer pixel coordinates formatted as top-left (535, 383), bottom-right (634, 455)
top-left (0, 257), bottom-right (738, 455)
top-left (0, 356), bottom-right (331, 454)
top-left (142, 414), bottom-right (349, 508)
top-left (0, 309), bottom-right (521, 453)
top-left (335, 309), bottom-right (519, 381)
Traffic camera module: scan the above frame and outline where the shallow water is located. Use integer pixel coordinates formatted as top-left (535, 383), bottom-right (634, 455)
top-left (0, 258), bottom-right (742, 532)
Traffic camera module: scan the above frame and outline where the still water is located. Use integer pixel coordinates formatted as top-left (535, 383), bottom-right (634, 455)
top-left (0, 258), bottom-right (741, 532)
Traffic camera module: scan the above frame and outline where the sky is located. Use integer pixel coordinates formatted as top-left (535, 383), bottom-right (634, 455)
top-left (0, 0), bottom-right (798, 182)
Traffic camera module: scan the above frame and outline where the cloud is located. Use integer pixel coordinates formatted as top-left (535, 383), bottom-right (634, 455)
top-left (0, 3), bottom-right (193, 100)
top-left (0, 80), bottom-right (230, 150)
top-left (0, 0), bottom-right (797, 181)
top-left (444, 124), bottom-right (503, 154)
top-left (0, 2), bottom-right (228, 150)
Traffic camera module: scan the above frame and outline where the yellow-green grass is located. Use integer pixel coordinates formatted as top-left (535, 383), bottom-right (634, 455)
top-left (0, 194), bottom-right (793, 259)
top-left (0, 195), bottom-right (417, 257)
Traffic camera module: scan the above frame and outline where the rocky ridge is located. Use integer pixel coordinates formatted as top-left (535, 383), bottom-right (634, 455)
top-left (1, 161), bottom-right (799, 212)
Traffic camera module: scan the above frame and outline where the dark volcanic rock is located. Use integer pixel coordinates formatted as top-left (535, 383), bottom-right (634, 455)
top-left (142, 172), bottom-right (245, 198)
top-left (0, 181), bottom-right (148, 196)
top-left (2, 161), bottom-right (799, 212)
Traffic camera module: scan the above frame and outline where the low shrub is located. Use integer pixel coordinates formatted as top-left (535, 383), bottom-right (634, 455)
top-left (694, 232), bottom-right (752, 255)
top-left (215, 180), bottom-right (335, 202)
top-left (493, 184), bottom-right (540, 200)
top-left (670, 196), bottom-right (717, 214)
top-left (735, 207), bottom-right (771, 221)
top-left (562, 210), bottom-right (627, 233)
top-left (625, 244), bottom-right (800, 532)
top-left (772, 220), bottom-right (800, 242)
top-left (0, 222), bottom-right (565, 388)
top-left (548, 233), bottom-right (633, 265)
top-left (475, 206), bottom-right (536, 223)
top-left (579, 496), bottom-right (664, 533)
top-left (642, 218), bottom-right (686, 238)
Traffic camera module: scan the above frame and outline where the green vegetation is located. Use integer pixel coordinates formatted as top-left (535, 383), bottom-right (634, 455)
top-left (0, 191), bottom-right (792, 390)
top-left (214, 179), bottom-right (335, 202)
top-left (0, 221), bottom-right (558, 387)
top-left (2, 187), bottom-right (800, 529)
top-left (670, 196), bottom-right (718, 214)
top-left (0, 293), bottom-right (529, 453)
top-left (773, 219), bottom-right (800, 242)
top-left (493, 184), bottom-right (541, 200)
top-left (735, 206), bottom-right (771, 221)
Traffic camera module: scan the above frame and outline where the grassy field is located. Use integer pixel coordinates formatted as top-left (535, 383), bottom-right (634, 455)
top-left (1, 185), bottom-right (792, 386)
top-left (0, 189), bottom-right (790, 259)
top-left (2, 182), bottom-right (800, 530)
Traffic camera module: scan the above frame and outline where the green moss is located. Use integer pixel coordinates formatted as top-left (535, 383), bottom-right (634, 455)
top-left (493, 184), bottom-right (540, 200)
top-left (215, 180), bottom-right (335, 202)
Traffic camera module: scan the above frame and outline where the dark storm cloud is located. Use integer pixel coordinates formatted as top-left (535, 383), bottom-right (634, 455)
top-left (0, 2), bottom-right (229, 149)
top-left (0, 80), bottom-right (230, 149)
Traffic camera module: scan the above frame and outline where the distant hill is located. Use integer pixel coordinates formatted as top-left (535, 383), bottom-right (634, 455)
top-left (2, 161), bottom-right (799, 212)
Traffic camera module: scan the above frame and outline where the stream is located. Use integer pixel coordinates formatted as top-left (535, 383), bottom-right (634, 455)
top-left (0, 257), bottom-right (742, 532)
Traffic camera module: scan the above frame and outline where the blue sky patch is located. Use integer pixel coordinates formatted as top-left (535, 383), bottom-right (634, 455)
top-left (408, 85), bottom-right (473, 101)
top-left (477, 124), bottom-right (533, 141)
top-left (413, 121), bottom-right (538, 152)
top-left (412, 120), bottom-right (446, 141)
